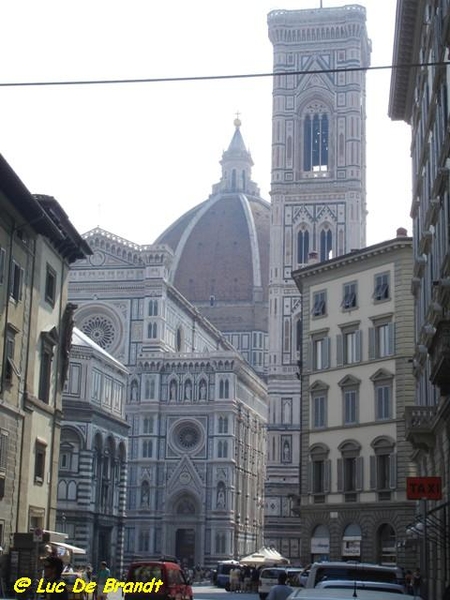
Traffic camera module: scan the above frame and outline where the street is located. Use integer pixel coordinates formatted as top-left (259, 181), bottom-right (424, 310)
top-left (193, 584), bottom-right (257, 600)
top-left (104, 583), bottom-right (258, 600)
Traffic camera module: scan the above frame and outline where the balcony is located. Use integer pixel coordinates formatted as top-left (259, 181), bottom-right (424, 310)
top-left (405, 405), bottom-right (436, 450)
top-left (429, 320), bottom-right (450, 395)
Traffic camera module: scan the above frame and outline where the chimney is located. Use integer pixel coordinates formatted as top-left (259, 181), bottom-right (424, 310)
top-left (308, 251), bottom-right (319, 264)
top-left (396, 227), bottom-right (408, 237)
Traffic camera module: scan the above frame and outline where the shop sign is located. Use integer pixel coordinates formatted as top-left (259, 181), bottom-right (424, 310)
top-left (311, 537), bottom-right (330, 554)
top-left (406, 476), bottom-right (442, 500)
top-left (342, 539), bottom-right (361, 556)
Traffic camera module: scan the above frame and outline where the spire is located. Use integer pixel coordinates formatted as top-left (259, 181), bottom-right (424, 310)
top-left (211, 115), bottom-right (259, 195)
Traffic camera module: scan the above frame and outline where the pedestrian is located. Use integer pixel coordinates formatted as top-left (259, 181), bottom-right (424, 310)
top-left (412, 567), bottom-right (422, 597)
top-left (405, 570), bottom-right (413, 595)
top-left (42, 556), bottom-right (69, 600)
top-left (267, 572), bottom-right (293, 600)
top-left (96, 561), bottom-right (111, 600)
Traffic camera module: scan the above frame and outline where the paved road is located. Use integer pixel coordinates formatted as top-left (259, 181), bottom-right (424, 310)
top-left (193, 584), bottom-right (258, 600)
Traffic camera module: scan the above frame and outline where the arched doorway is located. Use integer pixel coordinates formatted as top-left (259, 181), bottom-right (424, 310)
top-left (172, 495), bottom-right (198, 567)
top-left (342, 523), bottom-right (362, 560)
top-left (377, 523), bottom-right (396, 564)
top-left (310, 524), bottom-right (330, 562)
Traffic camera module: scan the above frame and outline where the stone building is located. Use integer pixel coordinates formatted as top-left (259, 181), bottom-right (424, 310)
top-left (265, 4), bottom-right (371, 557)
top-left (68, 233), bottom-right (267, 566)
top-left (56, 328), bottom-right (128, 574)
top-left (389, 0), bottom-right (450, 595)
top-left (0, 156), bottom-right (90, 560)
top-left (292, 232), bottom-right (416, 567)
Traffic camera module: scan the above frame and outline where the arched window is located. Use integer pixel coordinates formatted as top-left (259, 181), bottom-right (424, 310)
top-left (218, 440), bottom-right (228, 458)
top-left (219, 378), bottom-right (229, 399)
top-left (231, 169), bottom-right (237, 191)
top-left (141, 481), bottom-right (150, 506)
top-left (218, 416), bottom-right (229, 434)
top-left (148, 300), bottom-right (158, 316)
top-left (242, 170), bottom-right (246, 191)
top-left (148, 322), bottom-right (157, 339)
top-left (304, 110), bottom-right (329, 172)
top-left (297, 229), bottom-right (310, 264)
top-left (67, 481), bottom-right (77, 500)
top-left (320, 228), bottom-right (333, 261)
top-left (145, 377), bottom-right (156, 399)
top-left (142, 439), bottom-right (153, 458)
top-left (143, 417), bottom-right (154, 434)
top-left (176, 327), bottom-right (183, 351)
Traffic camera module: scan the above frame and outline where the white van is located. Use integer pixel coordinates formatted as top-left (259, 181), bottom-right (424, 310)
top-left (259, 567), bottom-right (303, 599)
top-left (287, 590), bottom-right (407, 600)
top-left (305, 561), bottom-right (404, 589)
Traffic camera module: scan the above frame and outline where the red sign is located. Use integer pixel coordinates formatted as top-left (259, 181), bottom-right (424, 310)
top-left (406, 477), bottom-right (442, 500)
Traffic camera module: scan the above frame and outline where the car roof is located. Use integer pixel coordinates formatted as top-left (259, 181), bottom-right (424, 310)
top-left (289, 589), bottom-right (406, 600)
top-left (316, 580), bottom-right (404, 590)
top-left (310, 562), bottom-right (401, 571)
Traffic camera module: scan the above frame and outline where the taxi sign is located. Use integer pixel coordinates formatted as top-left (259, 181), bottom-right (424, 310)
top-left (406, 476), bottom-right (442, 500)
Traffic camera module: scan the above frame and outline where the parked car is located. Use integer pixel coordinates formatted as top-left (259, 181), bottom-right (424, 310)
top-left (258, 567), bottom-right (303, 599)
top-left (287, 589), bottom-right (410, 600)
top-left (304, 562), bottom-right (405, 589)
top-left (214, 560), bottom-right (240, 588)
top-left (315, 580), bottom-right (406, 594)
top-left (125, 560), bottom-right (193, 600)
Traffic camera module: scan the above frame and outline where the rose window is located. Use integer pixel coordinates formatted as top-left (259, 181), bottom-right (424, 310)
top-left (173, 422), bottom-right (202, 453)
top-left (82, 315), bottom-right (116, 349)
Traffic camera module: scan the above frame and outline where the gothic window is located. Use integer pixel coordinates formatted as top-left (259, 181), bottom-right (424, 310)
top-left (320, 228), bottom-right (332, 261)
top-left (242, 170), bottom-right (246, 191)
top-left (143, 417), bottom-right (154, 434)
top-left (148, 322), bottom-right (157, 339)
top-left (142, 440), bottom-right (153, 458)
top-left (148, 299), bottom-right (158, 316)
top-left (219, 378), bottom-right (229, 399)
top-left (218, 416), bottom-right (229, 434)
top-left (297, 229), bottom-right (310, 264)
top-left (176, 326), bottom-right (183, 351)
top-left (141, 480), bottom-right (150, 506)
top-left (145, 377), bottom-right (156, 399)
top-left (304, 110), bottom-right (329, 171)
top-left (218, 440), bottom-right (228, 458)
top-left (232, 169), bottom-right (237, 191)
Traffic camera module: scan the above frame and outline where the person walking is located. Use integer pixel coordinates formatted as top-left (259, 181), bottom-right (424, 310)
top-left (96, 561), bottom-right (111, 600)
top-left (412, 568), bottom-right (422, 597)
top-left (42, 556), bottom-right (69, 600)
top-left (267, 572), bottom-right (293, 600)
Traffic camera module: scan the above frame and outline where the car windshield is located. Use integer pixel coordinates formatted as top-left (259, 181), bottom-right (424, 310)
top-left (128, 566), bottom-right (163, 582)
top-left (315, 567), bottom-right (398, 584)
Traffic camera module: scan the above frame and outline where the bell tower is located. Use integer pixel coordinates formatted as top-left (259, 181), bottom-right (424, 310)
top-left (265, 4), bottom-right (371, 557)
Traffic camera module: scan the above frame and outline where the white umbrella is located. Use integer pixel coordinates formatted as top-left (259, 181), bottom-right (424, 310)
top-left (240, 547), bottom-right (290, 566)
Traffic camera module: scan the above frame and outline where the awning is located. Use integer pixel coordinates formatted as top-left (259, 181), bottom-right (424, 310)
top-left (53, 542), bottom-right (86, 555)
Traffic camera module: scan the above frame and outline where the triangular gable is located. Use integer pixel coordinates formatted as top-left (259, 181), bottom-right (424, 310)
top-left (166, 455), bottom-right (204, 494)
top-left (370, 368), bottom-right (394, 382)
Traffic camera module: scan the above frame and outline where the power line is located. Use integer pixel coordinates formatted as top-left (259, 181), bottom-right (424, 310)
top-left (0, 61), bottom-right (446, 88)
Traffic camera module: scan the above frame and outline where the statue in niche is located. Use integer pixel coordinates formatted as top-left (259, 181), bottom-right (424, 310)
top-left (199, 380), bottom-right (207, 400)
top-left (216, 484), bottom-right (226, 509)
top-left (131, 381), bottom-right (138, 401)
top-left (169, 380), bottom-right (177, 401)
top-left (283, 440), bottom-right (291, 462)
top-left (184, 381), bottom-right (192, 401)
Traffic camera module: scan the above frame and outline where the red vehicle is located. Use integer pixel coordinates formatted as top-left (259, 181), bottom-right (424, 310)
top-left (125, 560), bottom-right (193, 600)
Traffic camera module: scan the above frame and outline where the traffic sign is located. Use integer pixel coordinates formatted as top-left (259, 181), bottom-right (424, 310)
top-left (406, 476), bottom-right (442, 500)
top-left (33, 527), bottom-right (44, 542)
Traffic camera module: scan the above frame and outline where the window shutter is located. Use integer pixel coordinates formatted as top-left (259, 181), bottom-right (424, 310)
top-left (324, 337), bottom-right (330, 369)
top-left (370, 455), bottom-right (377, 490)
top-left (388, 322), bottom-right (396, 356)
top-left (368, 327), bottom-right (375, 359)
top-left (337, 458), bottom-right (343, 492)
top-left (306, 341), bottom-right (313, 372)
top-left (336, 334), bottom-right (343, 366)
top-left (324, 459), bottom-right (331, 493)
top-left (306, 461), bottom-right (312, 494)
top-left (389, 453), bottom-right (397, 489)
top-left (355, 456), bottom-right (364, 491)
top-left (356, 330), bottom-right (362, 362)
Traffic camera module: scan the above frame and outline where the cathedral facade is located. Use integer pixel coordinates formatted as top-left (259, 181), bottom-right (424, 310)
top-left (68, 234), bottom-right (267, 566)
top-left (265, 5), bottom-right (371, 558)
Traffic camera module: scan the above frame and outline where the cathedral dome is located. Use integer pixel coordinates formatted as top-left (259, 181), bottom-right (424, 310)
top-left (155, 120), bottom-right (270, 309)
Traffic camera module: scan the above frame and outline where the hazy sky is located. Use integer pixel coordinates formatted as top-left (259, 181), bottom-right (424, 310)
top-left (0, 0), bottom-right (411, 246)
